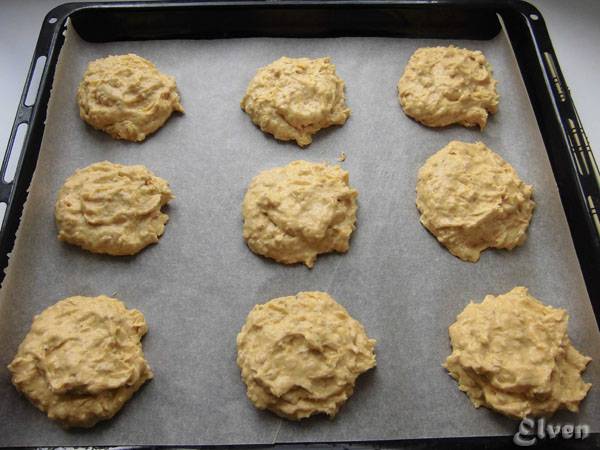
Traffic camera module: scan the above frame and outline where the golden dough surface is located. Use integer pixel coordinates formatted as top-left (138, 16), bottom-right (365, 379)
top-left (240, 57), bottom-right (350, 147)
top-left (236, 291), bottom-right (376, 420)
top-left (398, 46), bottom-right (499, 129)
top-left (444, 287), bottom-right (592, 419)
top-left (55, 161), bottom-right (173, 256)
top-left (77, 54), bottom-right (184, 142)
top-left (242, 160), bottom-right (358, 268)
top-left (416, 141), bottom-right (534, 262)
top-left (8, 295), bottom-right (153, 428)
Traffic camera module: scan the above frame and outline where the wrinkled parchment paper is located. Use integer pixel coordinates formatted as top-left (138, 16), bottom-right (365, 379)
top-left (0, 24), bottom-right (599, 447)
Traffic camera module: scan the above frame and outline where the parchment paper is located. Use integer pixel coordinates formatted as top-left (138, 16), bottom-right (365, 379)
top-left (0, 24), bottom-right (599, 447)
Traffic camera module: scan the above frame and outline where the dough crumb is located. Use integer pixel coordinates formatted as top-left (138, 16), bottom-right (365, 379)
top-left (55, 161), bottom-right (173, 256)
top-left (416, 141), bottom-right (534, 262)
top-left (241, 57), bottom-right (350, 147)
top-left (444, 287), bottom-right (592, 419)
top-left (337, 151), bottom-right (347, 162)
top-left (8, 295), bottom-right (153, 428)
top-left (77, 54), bottom-right (184, 142)
top-left (237, 291), bottom-right (376, 420)
top-left (242, 160), bottom-right (358, 267)
top-left (398, 46), bottom-right (499, 129)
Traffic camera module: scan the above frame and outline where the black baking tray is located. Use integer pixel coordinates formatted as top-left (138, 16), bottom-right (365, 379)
top-left (1, 1), bottom-right (599, 449)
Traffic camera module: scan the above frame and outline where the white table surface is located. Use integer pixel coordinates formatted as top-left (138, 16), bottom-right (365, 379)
top-left (1, 0), bottom-right (599, 160)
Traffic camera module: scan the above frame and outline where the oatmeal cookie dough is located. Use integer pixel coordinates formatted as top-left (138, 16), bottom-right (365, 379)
top-left (55, 161), bottom-right (173, 256)
top-left (444, 287), bottom-right (592, 419)
top-left (240, 57), bottom-right (351, 147)
top-left (398, 46), bottom-right (499, 129)
top-left (236, 291), bottom-right (376, 420)
top-left (8, 295), bottom-right (153, 428)
top-left (242, 160), bottom-right (358, 268)
top-left (77, 54), bottom-right (184, 142)
top-left (416, 141), bottom-right (535, 262)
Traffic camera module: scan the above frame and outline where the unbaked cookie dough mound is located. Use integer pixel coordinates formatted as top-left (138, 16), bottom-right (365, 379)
top-left (237, 291), bottom-right (376, 420)
top-left (444, 287), bottom-right (592, 419)
top-left (398, 46), bottom-right (499, 129)
top-left (77, 54), bottom-right (184, 142)
top-left (242, 160), bottom-right (358, 268)
top-left (240, 57), bottom-right (351, 147)
top-left (416, 141), bottom-right (534, 262)
top-left (8, 295), bottom-right (153, 428)
top-left (55, 161), bottom-right (174, 256)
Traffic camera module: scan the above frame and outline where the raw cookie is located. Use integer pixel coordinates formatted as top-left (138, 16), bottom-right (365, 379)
top-left (240, 57), bottom-right (350, 147)
top-left (398, 46), bottom-right (499, 129)
top-left (236, 291), bottom-right (376, 420)
top-left (242, 160), bottom-right (358, 268)
top-left (416, 141), bottom-right (535, 262)
top-left (8, 295), bottom-right (153, 428)
top-left (77, 54), bottom-right (184, 142)
top-left (55, 161), bottom-right (173, 256)
top-left (444, 287), bottom-right (592, 419)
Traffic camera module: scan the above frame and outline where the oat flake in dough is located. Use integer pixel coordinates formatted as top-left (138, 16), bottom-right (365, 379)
top-left (416, 141), bottom-right (535, 262)
top-left (236, 291), bottom-right (376, 420)
top-left (242, 160), bottom-right (358, 268)
top-left (241, 57), bottom-right (351, 147)
top-left (444, 287), bottom-right (592, 419)
top-left (55, 161), bottom-right (173, 256)
top-left (77, 54), bottom-right (184, 142)
top-left (8, 295), bottom-right (153, 428)
top-left (398, 46), bottom-right (499, 129)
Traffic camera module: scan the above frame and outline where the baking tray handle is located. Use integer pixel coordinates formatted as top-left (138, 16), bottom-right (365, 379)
top-left (543, 53), bottom-right (600, 242)
top-left (0, 5), bottom-right (72, 275)
top-left (523, 2), bottom-right (600, 246)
